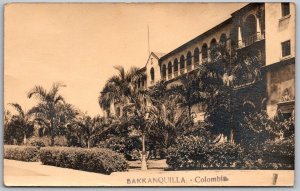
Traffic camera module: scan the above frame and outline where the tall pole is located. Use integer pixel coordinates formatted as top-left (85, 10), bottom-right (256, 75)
top-left (147, 25), bottom-right (150, 56)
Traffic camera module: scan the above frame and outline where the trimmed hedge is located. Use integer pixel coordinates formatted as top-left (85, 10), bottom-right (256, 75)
top-left (4, 145), bottom-right (39, 162)
top-left (166, 135), bottom-right (244, 170)
top-left (39, 147), bottom-right (128, 174)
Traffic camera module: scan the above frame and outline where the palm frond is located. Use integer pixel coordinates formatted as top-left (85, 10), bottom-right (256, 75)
top-left (49, 82), bottom-right (66, 100)
top-left (8, 103), bottom-right (25, 118)
top-left (54, 95), bottom-right (66, 105)
top-left (27, 85), bottom-right (48, 101)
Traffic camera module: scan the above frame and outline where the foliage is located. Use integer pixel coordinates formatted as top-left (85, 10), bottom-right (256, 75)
top-left (27, 82), bottom-right (78, 146)
top-left (28, 137), bottom-right (46, 148)
top-left (261, 135), bottom-right (294, 169)
top-left (97, 136), bottom-right (141, 160)
top-left (4, 145), bottom-right (39, 162)
top-left (65, 114), bottom-right (107, 148)
top-left (98, 66), bottom-right (142, 112)
top-left (239, 112), bottom-right (295, 169)
top-left (169, 73), bottom-right (204, 117)
top-left (4, 103), bottom-right (34, 145)
top-left (238, 111), bottom-right (278, 149)
top-left (166, 135), bottom-right (245, 170)
top-left (39, 147), bottom-right (128, 174)
top-left (27, 136), bottom-right (68, 147)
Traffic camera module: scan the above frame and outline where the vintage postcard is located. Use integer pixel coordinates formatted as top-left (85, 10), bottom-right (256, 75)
top-left (3, 2), bottom-right (295, 186)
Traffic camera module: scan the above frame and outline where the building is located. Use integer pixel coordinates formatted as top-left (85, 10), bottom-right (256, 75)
top-left (106, 3), bottom-right (295, 122)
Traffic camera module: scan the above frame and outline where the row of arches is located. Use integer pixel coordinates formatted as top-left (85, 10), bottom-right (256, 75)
top-left (161, 33), bottom-right (228, 79)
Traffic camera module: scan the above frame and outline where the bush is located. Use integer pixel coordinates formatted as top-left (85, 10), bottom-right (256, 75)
top-left (238, 112), bottom-right (295, 169)
top-left (261, 136), bottom-right (294, 169)
top-left (97, 136), bottom-right (141, 161)
top-left (27, 136), bottom-right (68, 147)
top-left (39, 147), bottom-right (128, 174)
top-left (28, 137), bottom-right (46, 148)
top-left (166, 135), bottom-right (245, 170)
top-left (4, 145), bottom-right (39, 162)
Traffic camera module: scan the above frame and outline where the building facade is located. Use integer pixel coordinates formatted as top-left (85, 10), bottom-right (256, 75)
top-left (106, 3), bottom-right (295, 122)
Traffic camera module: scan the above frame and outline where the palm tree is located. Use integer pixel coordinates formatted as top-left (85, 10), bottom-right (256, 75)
top-left (148, 81), bottom-right (193, 147)
top-left (169, 73), bottom-right (204, 117)
top-left (98, 66), bottom-right (141, 116)
top-left (4, 108), bottom-right (11, 127)
top-left (8, 103), bottom-right (34, 144)
top-left (27, 82), bottom-right (74, 146)
top-left (72, 114), bottom-right (106, 148)
top-left (121, 88), bottom-right (157, 170)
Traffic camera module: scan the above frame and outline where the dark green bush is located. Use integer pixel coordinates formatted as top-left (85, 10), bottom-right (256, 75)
top-left (261, 136), bottom-right (294, 169)
top-left (4, 145), bottom-right (39, 162)
top-left (39, 147), bottom-right (128, 174)
top-left (166, 135), bottom-right (245, 170)
top-left (97, 136), bottom-right (141, 161)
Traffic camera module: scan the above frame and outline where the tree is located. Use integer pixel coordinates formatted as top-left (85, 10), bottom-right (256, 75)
top-left (98, 66), bottom-right (141, 115)
top-left (8, 103), bottom-right (34, 144)
top-left (196, 43), bottom-right (263, 143)
top-left (196, 44), bottom-right (234, 142)
top-left (70, 114), bottom-right (107, 148)
top-left (27, 82), bottom-right (76, 146)
top-left (4, 108), bottom-right (14, 144)
top-left (148, 81), bottom-right (194, 148)
top-left (121, 88), bottom-right (158, 170)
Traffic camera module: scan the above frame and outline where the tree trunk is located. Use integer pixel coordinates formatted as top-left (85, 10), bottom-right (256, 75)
top-left (230, 128), bottom-right (234, 144)
top-left (87, 139), bottom-right (90, 149)
top-left (23, 134), bottom-right (27, 145)
top-left (188, 105), bottom-right (192, 118)
top-left (141, 132), bottom-right (147, 170)
top-left (141, 133), bottom-right (146, 154)
top-left (51, 135), bottom-right (55, 146)
top-left (50, 119), bottom-right (55, 146)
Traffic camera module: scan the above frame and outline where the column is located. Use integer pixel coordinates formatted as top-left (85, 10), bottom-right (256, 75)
top-left (238, 26), bottom-right (243, 48)
top-left (199, 52), bottom-right (202, 64)
top-left (256, 16), bottom-right (261, 39)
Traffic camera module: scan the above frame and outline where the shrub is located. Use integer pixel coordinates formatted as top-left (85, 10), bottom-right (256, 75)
top-left (238, 112), bottom-right (295, 169)
top-left (39, 147), bottom-right (128, 174)
top-left (27, 136), bottom-right (68, 147)
top-left (97, 136), bottom-right (141, 161)
top-left (166, 135), bottom-right (245, 170)
top-left (4, 145), bottom-right (39, 162)
top-left (28, 137), bottom-right (46, 148)
top-left (261, 136), bottom-right (294, 169)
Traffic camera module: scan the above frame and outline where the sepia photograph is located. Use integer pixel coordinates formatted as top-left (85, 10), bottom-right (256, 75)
top-left (3, 2), bottom-right (295, 187)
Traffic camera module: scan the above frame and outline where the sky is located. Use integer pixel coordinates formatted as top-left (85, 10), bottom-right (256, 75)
top-left (4, 3), bottom-right (246, 116)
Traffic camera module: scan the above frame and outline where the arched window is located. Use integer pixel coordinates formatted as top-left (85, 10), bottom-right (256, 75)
top-left (180, 55), bottom-right (185, 74)
top-left (243, 14), bottom-right (257, 40)
top-left (201, 43), bottom-right (208, 62)
top-left (137, 79), bottom-right (141, 88)
top-left (230, 28), bottom-right (237, 49)
top-left (168, 62), bottom-right (172, 79)
top-left (210, 38), bottom-right (217, 50)
top-left (194, 47), bottom-right (200, 67)
top-left (150, 67), bottom-right (155, 81)
top-left (210, 38), bottom-right (217, 60)
top-left (186, 51), bottom-right (192, 72)
top-left (219, 33), bottom-right (227, 46)
top-left (174, 59), bottom-right (179, 77)
top-left (162, 64), bottom-right (167, 79)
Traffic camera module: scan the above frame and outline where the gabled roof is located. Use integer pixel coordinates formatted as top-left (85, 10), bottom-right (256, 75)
top-left (152, 52), bottom-right (166, 59)
top-left (145, 51), bottom-right (166, 66)
top-left (137, 51), bottom-right (166, 73)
